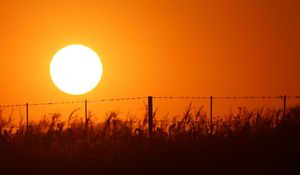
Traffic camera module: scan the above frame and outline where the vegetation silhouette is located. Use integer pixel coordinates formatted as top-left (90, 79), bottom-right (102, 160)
top-left (0, 105), bottom-right (299, 175)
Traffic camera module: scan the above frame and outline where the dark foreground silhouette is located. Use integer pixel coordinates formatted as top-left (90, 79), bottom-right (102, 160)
top-left (1, 106), bottom-right (300, 175)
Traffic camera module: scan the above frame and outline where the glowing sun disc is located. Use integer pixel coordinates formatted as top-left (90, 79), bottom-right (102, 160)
top-left (50, 44), bottom-right (103, 95)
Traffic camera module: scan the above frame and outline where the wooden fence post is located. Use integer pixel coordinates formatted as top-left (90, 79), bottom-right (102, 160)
top-left (26, 102), bottom-right (29, 133)
top-left (85, 100), bottom-right (88, 141)
top-left (283, 95), bottom-right (286, 118)
top-left (148, 96), bottom-right (153, 137)
top-left (210, 96), bottom-right (213, 134)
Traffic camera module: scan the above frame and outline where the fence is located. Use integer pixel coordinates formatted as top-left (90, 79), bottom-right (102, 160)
top-left (0, 96), bottom-right (300, 136)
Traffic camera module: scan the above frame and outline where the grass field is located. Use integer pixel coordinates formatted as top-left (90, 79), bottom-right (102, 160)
top-left (1, 105), bottom-right (300, 175)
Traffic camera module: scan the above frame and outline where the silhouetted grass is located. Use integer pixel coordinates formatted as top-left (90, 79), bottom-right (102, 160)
top-left (0, 105), bottom-right (299, 175)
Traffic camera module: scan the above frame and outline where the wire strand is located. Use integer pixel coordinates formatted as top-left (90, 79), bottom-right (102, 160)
top-left (0, 96), bottom-right (299, 108)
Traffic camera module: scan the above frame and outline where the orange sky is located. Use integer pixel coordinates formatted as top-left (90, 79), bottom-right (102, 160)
top-left (0, 0), bottom-right (299, 109)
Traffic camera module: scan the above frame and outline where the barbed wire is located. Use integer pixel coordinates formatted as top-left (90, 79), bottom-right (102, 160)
top-left (89, 96), bottom-right (147, 103)
top-left (154, 96), bottom-right (300, 99)
top-left (0, 96), bottom-right (299, 108)
top-left (0, 104), bottom-right (26, 108)
top-left (30, 100), bottom-right (85, 106)
top-left (286, 96), bottom-right (299, 98)
top-left (214, 96), bottom-right (283, 99)
top-left (154, 96), bottom-right (210, 99)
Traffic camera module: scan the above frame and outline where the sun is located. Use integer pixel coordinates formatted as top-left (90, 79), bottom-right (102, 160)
top-left (50, 44), bottom-right (103, 95)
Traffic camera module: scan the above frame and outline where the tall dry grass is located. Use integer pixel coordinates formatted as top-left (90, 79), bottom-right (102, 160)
top-left (0, 105), bottom-right (299, 175)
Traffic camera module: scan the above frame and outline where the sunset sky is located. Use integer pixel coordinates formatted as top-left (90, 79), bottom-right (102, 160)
top-left (0, 0), bottom-right (299, 107)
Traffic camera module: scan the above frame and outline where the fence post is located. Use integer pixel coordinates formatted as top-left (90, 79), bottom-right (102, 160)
top-left (210, 96), bottom-right (213, 134)
top-left (26, 102), bottom-right (29, 133)
top-left (148, 96), bottom-right (153, 137)
top-left (283, 95), bottom-right (286, 118)
top-left (85, 100), bottom-right (88, 140)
